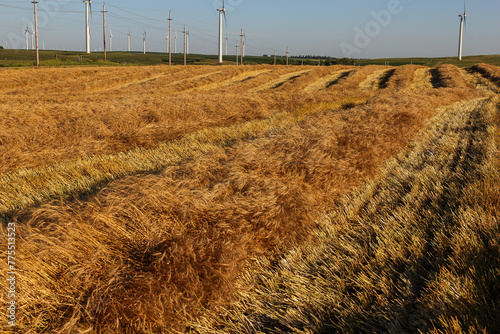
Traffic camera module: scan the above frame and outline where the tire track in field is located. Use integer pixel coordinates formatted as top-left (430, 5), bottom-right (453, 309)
top-left (250, 69), bottom-right (311, 92)
top-left (303, 69), bottom-right (353, 91)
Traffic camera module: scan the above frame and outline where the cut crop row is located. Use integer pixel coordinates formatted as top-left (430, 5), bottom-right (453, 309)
top-left (198, 96), bottom-right (499, 334)
top-left (1, 84), bottom-right (481, 333)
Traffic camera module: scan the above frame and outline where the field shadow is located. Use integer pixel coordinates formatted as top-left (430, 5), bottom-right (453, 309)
top-left (326, 70), bottom-right (353, 88)
top-left (429, 69), bottom-right (442, 88)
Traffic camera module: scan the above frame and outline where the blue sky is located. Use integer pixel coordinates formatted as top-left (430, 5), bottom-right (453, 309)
top-left (1, 0), bottom-right (499, 58)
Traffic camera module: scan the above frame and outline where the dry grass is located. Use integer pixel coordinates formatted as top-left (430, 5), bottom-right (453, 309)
top-left (461, 67), bottom-right (500, 96)
top-left (435, 64), bottom-right (473, 89)
top-left (0, 64), bottom-right (495, 333)
top-left (196, 96), bottom-right (499, 334)
top-left (413, 68), bottom-right (435, 90)
top-left (385, 64), bottom-right (426, 90)
top-left (1, 65), bottom-right (377, 175)
top-left (193, 69), bottom-right (271, 91)
top-left (250, 69), bottom-right (312, 92)
top-left (303, 68), bottom-right (353, 92)
top-left (1, 74), bottom-right (482, 333)
top-left (359, 67), bottom-right (394, 91)
top-left (0, 97), bottom-right (365, 218)
top-left (471, 63), bottom-right (500, 87)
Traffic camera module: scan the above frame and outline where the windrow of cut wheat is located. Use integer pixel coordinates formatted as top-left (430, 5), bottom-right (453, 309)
top-left (0, 97), bottom-right (365, 220)
top-left (0, 65), bottom-right (484, 333)
top-left (3, 65), bottom-right (387, 174)
top-left (196, 96), bottom-right (499, 334)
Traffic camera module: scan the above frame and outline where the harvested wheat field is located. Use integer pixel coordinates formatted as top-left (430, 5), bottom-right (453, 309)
top-left (1, 63), bottom-right (499, 333)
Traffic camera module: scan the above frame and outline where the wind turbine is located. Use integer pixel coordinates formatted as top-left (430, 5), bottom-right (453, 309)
top-left (30, 25), bottom-right (34, 50)
top-left (109, 26), bottom-right (113, 52)
top-left (225, 34), bottom-right (228, 56)
top-left (217, 0), bottom-right (226, 63)
top-left (25, 25), bottom-right (29, 50)
top-left (458, 1), bottom-right (467, 61)
top-left (174, 31), bottom-right (177, 53)
top-left (127, 30), bottom-right (131, 52)
top-left (143, 31), bottom-right (147, 54)
top-left (83, 0), bottom-right (91, 53)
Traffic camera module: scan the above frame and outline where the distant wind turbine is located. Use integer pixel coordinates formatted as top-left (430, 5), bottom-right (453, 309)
top-left (127, 30), bottom-right (131, 52)
top-left (83, 0), bottom-right (91, 53)
top-left (217, 0), bottom-right (226, 63)
top-left (458, 1), bottom-right (467, 61)
top-left (143, 31), bottom-right (147, 54)
top-left (25, 25), bottom-right (29, 50)
top-left (225, 34), bottom-right (228, 56)
top-left (109, 26), bottom-right (113, 52)
top-left (30, 25), bottom-right (34, 50)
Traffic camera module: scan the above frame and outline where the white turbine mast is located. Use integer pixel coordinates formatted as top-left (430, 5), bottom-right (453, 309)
top-left (25, 25), bottom-right (29, 50)
top-left (109, 26), bottom-right (113, 52)
top-left (240, 28), bottom-right (244, 65)
top-left (235, 40), bottom-right (239, 65)
top-left (225, 34), bottom-right (228, 56)
top-left (30, 24), bottom-right (34, 50)
top-left (458, 1), bottom-right (467, 61)
top-left (183, 25), bottom-right (187, 65)
top-left (217, 0), bottom-right (226, 63)
top-left (127, 30), bottom-right (131, 52)
top-left (83, 0), bottom-right (91, 53)
top-left (143, 31), bottom-right (147, 54)
top-left (168, 10), bottom-right (172, 64)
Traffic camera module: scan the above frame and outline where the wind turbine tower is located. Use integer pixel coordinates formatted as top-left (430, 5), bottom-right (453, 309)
top-left (30, 25), bottom-right (34, 50)
top-left (109, 26), bottom-right (113, 52)
top-left (83, 0), bottom-right (91, 53)
top-left (127, 30), bottom-right (131, 52)
top-left (235, 41), bottom-right (239, 65)
top-left (458, 3), bottom-right (466, 61)
top-left (240, 29), bottom-right (244, 65)
top-left (168, 10), bottom-right (172, 65)
top-left (241, 32), bottom-right (247, 58)
top-left (143, 31), bottom-right (147, 54)
top-left (217, 0), bottom-right (226, 63)
top-left (225, 34), bottom-right (228, 56)
top-left (25, 25), bottom-right (29, 50)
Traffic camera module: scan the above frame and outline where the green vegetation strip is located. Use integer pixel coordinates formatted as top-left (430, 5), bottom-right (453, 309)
top-left (0, 99), bottom-right (362, 220)
top-left (196, 97), bottom-right (500, 333)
